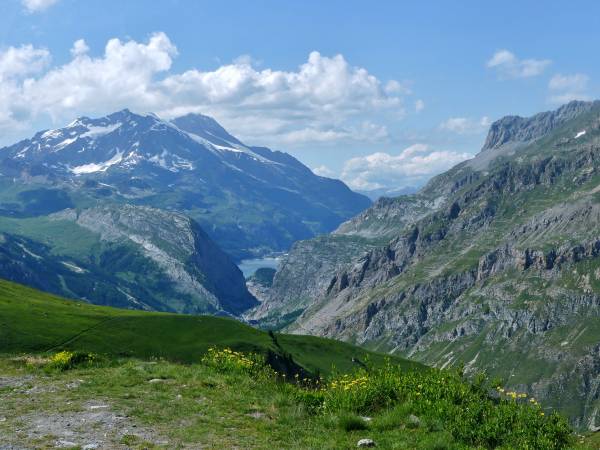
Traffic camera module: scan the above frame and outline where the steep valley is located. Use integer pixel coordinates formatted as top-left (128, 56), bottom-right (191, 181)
top-left (0, 109), bottom-right (369, 316)
top-left (2, 100), bottom-right (600, 431)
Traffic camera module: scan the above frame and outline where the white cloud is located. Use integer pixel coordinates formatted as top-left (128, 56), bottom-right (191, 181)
top-left (486, 49), bottom-right (551, 79)
top-left (276, 128), bottom-right (349, 144)
top-left (414, 99), bottom-right (425, 112)
top-left (340, 144), bottom-right (472, 191)
top-left (70, 39), bottom-right (90, 58)
top-left (0, 44), bottom-right (51, 79)
top-left (548, 73), bottom-right (590, 104)
top-left (548, 73), bottom-right (589, 91)
top-left (22, 0), bottom-right (59, 13)
top-left (160, 51), bottom-right (402, 125)
top-left (0, 33), bottom-right (406, 146)
top-left (0, 44), bottom-right (52, 129)
top-left (385, 79), bottom-right (410, 95)
top-left (439, 116), bottom-right (490, 134)
top-left (258, 121), bottom-right (388, 146)
top-left (312, 165), bottom-right (335, 177)
top-left (17, 32), bottom-right (177, 123)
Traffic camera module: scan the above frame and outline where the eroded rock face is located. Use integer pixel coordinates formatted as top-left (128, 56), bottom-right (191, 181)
top-left (65, 204), bottom-right (257, 315)
top-left (334, 196), bottom-right (437, 239)
top-left (244, 235), bottom-right (377, 327)
top-left (481, 100), bottom-right (598, 151)
top-left (258, 101), bottom-right (600, 428)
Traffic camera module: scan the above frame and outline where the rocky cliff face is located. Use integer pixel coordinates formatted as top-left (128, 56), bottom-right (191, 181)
top-left (481, 100), bottom-right (597, 151)
top-left (244, 235), bottom-right (381, 328)
top-left (245, 159), bottom-right (459, 328)
top-left (255, 100), bottom-right (600, 428)
top-left (333, 196), bottom-right (438, 239)
top-left (67, 204), bottom-right (257, 314)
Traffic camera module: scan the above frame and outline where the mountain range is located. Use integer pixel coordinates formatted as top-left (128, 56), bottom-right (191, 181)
top-left (0, 109), bottom-right (369, 315)
top-left (3, 100), bottom-right (600, 429)
top-left (249, 100), bottom-right (600, 429)
top-left (0, 109), bottom-right (370, 260)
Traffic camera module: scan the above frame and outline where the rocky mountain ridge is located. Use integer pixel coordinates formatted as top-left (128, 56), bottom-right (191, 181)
top-left (249, 100), bottom-right (600, 428)
top-left (481, 100), bottom-right (598, 151)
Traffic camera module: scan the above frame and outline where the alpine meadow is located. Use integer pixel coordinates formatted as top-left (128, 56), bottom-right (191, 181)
top-left (1, 1), bottom-right (600, 449)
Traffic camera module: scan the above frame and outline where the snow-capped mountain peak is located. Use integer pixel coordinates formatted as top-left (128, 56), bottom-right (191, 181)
top-left (0, 108), bottom-right (371, 260)
top-left (1, 109), bottom-right (286, 177)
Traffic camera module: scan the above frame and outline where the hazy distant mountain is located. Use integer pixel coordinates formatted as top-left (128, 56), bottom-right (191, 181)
top-left (357, 186), bottom-right (419, 201)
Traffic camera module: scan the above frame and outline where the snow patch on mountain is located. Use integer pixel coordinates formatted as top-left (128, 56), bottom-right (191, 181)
top-left (183, 129), bottom-right (274, 164)
top-left (148, 150), bottom-right (194, 172)
top-left (54, 137), bottom-right (78, 150)
top-left (120, 151), bottom-right (143, 168)
top-left (71, 150), bottom-right (124, 174)
top-left (171, 154), bottom-right (194, 171)
top-left (40, 129), bottom-right (62, 139)
top-left (80, 122), bottom-right (122, 139)
top-left (212, 143), bottom-right (243, 153)
top-left (148, 151), bottom-right (169, 170)
top-left (61, 261), bottom-right (87, 273)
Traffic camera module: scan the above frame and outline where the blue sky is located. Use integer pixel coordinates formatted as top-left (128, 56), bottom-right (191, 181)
top-left (1, 0), bottom-right (599, 191)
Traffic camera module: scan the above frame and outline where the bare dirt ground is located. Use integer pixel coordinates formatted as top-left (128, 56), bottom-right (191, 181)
top-left (0, 371), bottom-right (166, 449)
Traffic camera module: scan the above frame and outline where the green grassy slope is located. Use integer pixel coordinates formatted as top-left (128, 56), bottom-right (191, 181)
top-left (0, 279), bottom-right (421, 376)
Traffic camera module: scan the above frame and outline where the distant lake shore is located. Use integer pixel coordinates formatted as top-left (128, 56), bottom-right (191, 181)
top-left (237, 255), bottom-right (282, 278)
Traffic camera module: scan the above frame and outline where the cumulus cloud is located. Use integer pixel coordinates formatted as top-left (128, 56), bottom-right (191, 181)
top-left (160, 51), bottom-right (402, 134)
top-left (486, 49), bottom-right (551, 79)
top-left (22, 0), bottom-right (59, 13)
top-left (384, 80), bottom-right (410, 95)
top-left (8, 33), bottom-right (177, 126)
top-left (0, 44), bottom-right (51, 79)
top-left (548, 73), bottom-right (590, 104)
top-left (0, 33), bottom-right (405, 146)
top-left (439, 116), bottom-right (491, 134)
top-left (0, 44), bottom-right (52, 128)
top-left (70, 39), bottom-right (90, 57)
top-left (312, 165), bottom-right (336, 177)
top-left (268, 121), bottom-right (388, 146)
top-left (340, 144), bottom-right (472, 191)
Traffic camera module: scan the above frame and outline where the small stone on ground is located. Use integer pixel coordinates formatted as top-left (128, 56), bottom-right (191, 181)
top-left (407, 414), bottom-right (421, 426)
top-left (148, 378), bottom-right (166, 383)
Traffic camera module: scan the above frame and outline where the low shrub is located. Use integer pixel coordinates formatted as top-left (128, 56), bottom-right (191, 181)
top-left (324, 371), bottom-right (400, 413)
top-left (337, 413), bottom-right (369, 431)
top-left (201, 347), bottom-right (276, 380)
top-left (46, 350), bottom-right (99, 371)
top-left (199, 349), bottom-right (574, 449)
top-left (300, 363), bottom-right (574, 449)
top-left (289, 385), bottom-right (326, 413)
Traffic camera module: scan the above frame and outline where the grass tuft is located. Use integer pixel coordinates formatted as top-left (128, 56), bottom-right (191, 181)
top-left (337, 413), bottom-right (370, 431)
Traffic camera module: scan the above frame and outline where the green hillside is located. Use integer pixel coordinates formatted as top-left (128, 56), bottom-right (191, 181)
top-left (0, 279), bottom-right (420, 376)
top-left (0, 279), bottom-right (590, 448)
